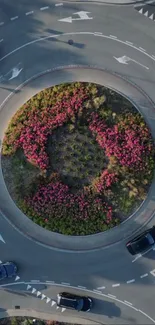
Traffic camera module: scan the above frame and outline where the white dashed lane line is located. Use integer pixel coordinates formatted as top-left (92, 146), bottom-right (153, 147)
top-left (126, 279), bottom-right (135, 284)
top-left (140, 273), bottom-right (148, 278)
top-left (10, 16), bottom-right (19, 21)
top-left (40, 6), bottom-right (50, 11)
top-left (25, 11), bottom-right (34, 16)
top-left (112, 283), bottom-right (120, 287)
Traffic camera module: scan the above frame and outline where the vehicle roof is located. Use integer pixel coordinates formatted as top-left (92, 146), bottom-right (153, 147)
top-left (60, 297), bottom-right (78, 308)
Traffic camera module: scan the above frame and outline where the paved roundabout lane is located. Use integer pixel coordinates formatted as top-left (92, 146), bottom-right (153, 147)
top-left (0, 1), bottom-right (155, 323)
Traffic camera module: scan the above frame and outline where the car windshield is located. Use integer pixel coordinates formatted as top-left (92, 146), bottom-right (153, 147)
top-left (146, 233), bottom-right (154, 245)
top-left (77, 299), bottom-right (84, 311)
top-left (0, 266), bottom-right (7, 279)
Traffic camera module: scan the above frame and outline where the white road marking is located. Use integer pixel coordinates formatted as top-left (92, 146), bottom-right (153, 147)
top-left (0, 261), bottom-right (2, 263)
top-left (15, 276), bottom-right (20, 281)
top-left (78, 285), bottom-right (86, 289)
top-left (32, 288), bottom-right (37, 293)
top-left (59, 11), bottom-right (93, 23)
top-left (55, 3), bottom-right (63, 6)
top-left (110, 35), bottom-right (117, 39)
top-left (61, 282), bottom-right (70, 286)
top-left (41, 294), bottom-right (46, 300)
top-left (150, 269), bottom-right (155, 277)
top-left (144, 10), bottom-right (149, 17)
top-left (114, 55), bottom-right (149, 69)
top-left (56, 306), bottom-right (59, 309)
top-left (0, 235), bottom-right (5, 244)
top-left (25, 11), bottom-right (34, 16)
top-left (140, 273), bottom-right (148, 278)
top-left (97, 286), bottom-right (105, 290)
top-left (0, 39), bottom-right (3, 43)
top-left (37, 291), bottom-right (41, 297)
top-left (10, 16), bottom-right (18, 21)
top-left (108, 294), bottom-right (116, 298)
top-left (94, 32), bottom-right (103, 35)
top-left (132, 254), bottom-right (142, 263)
top-left (139, 47), bottom-right (146, 52)
top-left (138, 309), bottom-right (155, 323)
top-left (112, 283), bottom-right (120, 287)
top-left (27, 285), bottom-right (31, 290)
top-left (40, 6), bottom-right (49, 11)
top-left (125, 41), bottom-right (133, 45)
top-left (1, 280), bottom-right (155, 323)
top-left (51, 301), bottom-right (56, 306)
top-left (93, 289), bottom-right (102, 294)
top-left (46, 297), bottom-right (51, 303)
top-left (124, 300), bottom-right (133, 306)
top-left (127, 279), bottom-right (135, 284)
top-left (0, 22), bottom-right (4, 26)
top-left (61, 307), bottom-right (66, 312)
top-left (149, 13), bottom-right (154, 20)
top-left (1, 32), bottom-right (155, 66)
top-left (30, 280), bottom-right (40, 283)
top-left (46, 280), bottom-right (55, 283)
top-left (9, 67), bottom-right (23, 80)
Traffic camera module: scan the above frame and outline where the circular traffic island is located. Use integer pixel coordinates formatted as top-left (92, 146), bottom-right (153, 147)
top-left (1, 82), bottom-right (155, 235)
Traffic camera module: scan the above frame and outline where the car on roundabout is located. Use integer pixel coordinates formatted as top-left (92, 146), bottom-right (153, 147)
top-left (126, 226), bottom-right (155, 255)
top-left (0, 262), bottom-right (17, 280)
top-left (57, 292), bottom-right (93, 312)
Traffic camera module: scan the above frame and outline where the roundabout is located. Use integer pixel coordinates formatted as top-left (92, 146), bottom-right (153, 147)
top-left (0, 0), bottom-right (155, 324)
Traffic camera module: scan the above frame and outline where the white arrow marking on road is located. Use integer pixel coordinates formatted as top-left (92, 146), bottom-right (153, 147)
top-left (37, 291), bottom-right (41, 297)
top-left (32, 288), bottom-right (37, 294)
top-left (150, 269), bottom-right (155, 276)
top-left (0, 234), bottom-right (5, 244)
top-left (51, 301), bottom-right (56, 307)
top-left (46, 297), bottom-right (51, 303)
top-left (61, 308), bottom-right (66, 312)
top-left (41, 294), bottom-right (46, 300)
top-left (59, 11), bottom-right (93, 23)
top-left (27, 285), bottom-right (32, 290)
top-left (15, 276), bottom-right (20, 281)
top-left (9, 67), bottom-right (23, 80)
top-left (114, 55), bottom-right (149, 70)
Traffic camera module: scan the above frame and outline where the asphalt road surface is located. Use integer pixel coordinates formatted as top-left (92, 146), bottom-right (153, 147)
top-left (0, 1), bottom-right (155, 324)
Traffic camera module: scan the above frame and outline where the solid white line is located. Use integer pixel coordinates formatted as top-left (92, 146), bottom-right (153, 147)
top-left (112, 283), bottom-right (120, 287)
top-left (94, 32), bottom-right (103, 35)
top-left (55, 3), bottom-right (63, 6)
top-left (110, 35), bottom-right (117, 39)
top-left (124, 300), bottom-right (133, 306)
top-left (40, 6), bottom-right (49, 10)
top-left (152, 55), bottom-right (155, 60)
top-left (108, 294), bottom-right (116, 298)
top-left (126, 41), bottom-right (133, 45)
top-left (138, 309), bottom-right (155, 323)
top-left (127, 279), bottom-right (135, 284)
top-left (0, 32), bottom-right (155, 66)
top-left (46, 280), bottom-right (55, 283)
top-left (140, 273), bottom-right (148, 278)
top-left (10, 16), bottom-right (18, 21)
top-left (61, 282), bottom-right (70, 286)
top-left (78, 285), bottom-right (86, 289)
top-left (139, 47), bottom-right (146, 52)
top-left (0, 22), bottom-right (4, 26)
top-left (25, 11), bottom-right (34, 16)
top-left (30, 280), bottom-right (40, 282)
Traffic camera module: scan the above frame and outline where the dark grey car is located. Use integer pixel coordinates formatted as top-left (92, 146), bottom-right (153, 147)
top-left (126, 226), bottom-right (155, 255)
top-left (0, 262), bottom-right (17, 280)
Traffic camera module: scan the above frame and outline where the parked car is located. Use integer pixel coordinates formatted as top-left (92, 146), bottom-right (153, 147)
top-left (0, 262), bottom-right (17, 280)
top-left (57, 292), bottom-right (93, 311)
top-left (126, 226), bottom-right (155, 255)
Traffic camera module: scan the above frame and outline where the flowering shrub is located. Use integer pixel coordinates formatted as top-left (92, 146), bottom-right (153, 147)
top-left (25, 180), bottom-right (113, 225)
top-left (89, 112), bottom-right (153, 171)
top-left (94, 169), bottom-right (118, 193)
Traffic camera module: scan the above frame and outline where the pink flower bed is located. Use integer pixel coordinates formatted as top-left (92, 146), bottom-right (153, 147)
top-left (89, 112), bottom-right (153, 171)
top-left (25, 181), bottom-right (113, 223)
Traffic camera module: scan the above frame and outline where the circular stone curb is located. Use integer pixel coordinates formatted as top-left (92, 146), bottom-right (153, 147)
top-left (0, 66), bottom-right (155, 252)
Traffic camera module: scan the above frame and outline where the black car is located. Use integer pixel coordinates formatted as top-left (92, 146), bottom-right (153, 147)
top-left (0, 262), bottom-right (17, 280)
top-left (126, 226), bottom-right (155, 255)
top-left (57, 292), bottom-right (93, 312)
